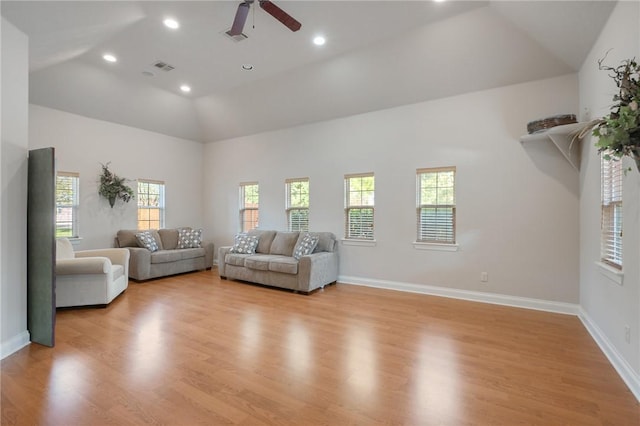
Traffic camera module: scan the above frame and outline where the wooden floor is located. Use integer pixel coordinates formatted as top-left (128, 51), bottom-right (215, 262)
top-left (2, 270), bottom-right (638, 425)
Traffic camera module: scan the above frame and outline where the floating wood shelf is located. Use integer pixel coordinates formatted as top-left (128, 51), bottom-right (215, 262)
top-left (520, 122), bottom-right (587, 171)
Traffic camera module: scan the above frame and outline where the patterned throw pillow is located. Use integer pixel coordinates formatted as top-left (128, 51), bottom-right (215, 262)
top-left (135, 230), bottom-right (159, 252)
top-left (177, 228), bottom-right (203, 249)
top-left (229, 233), bottom-right (259, 254)
top-left (293, 233), bottom-right (319, 260)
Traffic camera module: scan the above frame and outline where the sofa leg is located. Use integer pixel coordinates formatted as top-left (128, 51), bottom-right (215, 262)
top-left (220, 276), bottom-right (227, 280)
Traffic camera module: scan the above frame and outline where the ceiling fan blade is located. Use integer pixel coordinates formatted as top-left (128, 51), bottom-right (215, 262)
top-left (228, 2), bottom-right (250, 36)
top-left (259, 0), bottom-right (301, 32)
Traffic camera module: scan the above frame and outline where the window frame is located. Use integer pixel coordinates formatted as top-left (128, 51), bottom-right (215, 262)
top-left (286, 177), bottom-right (310, 232)
top-left (55, 171), bottom-right (79, 238)
top-left (416, 166), bottom-right (456, 245)
top-left (600, 156), bottom-right (623, 269)
top-left (344, 172), bottom-right (375, 241)
top-left (239, 182), bottom-right (259, 232)
top-left (137, 179), bottom-right (165, 230)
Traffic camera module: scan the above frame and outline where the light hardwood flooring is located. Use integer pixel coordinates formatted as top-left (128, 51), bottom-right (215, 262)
top-left (2, 270), bottom-right (638, 425)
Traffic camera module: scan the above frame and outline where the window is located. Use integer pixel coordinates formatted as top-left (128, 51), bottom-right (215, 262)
top-left (286, 178), bottom-right (310, 232)
top-left (417, 167), bottom-right (456, 244)
top-left (601, 157), bottom-right (623, 268)
top-left (137, 180), bottom-right (165, 230)
top-left (345, 173), bottom-right (375, 240)
top-left (56, 172), bottom-right (79, 238)
top-left (240, 182), bottom-right (259, 232)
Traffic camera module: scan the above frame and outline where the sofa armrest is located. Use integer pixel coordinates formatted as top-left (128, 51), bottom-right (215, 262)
top-left (56, 257), bottom-right (111, 275)
top-left (76, 248), bottom-right (129, 267)
top-left (126, 247), bottom-right (151, 280)
top-left (203, 242), bottom-right (215, 269)
top-left (218, 246), bottom-right (233, 277)
top-left (76, 248), bottom-right (130, 279)
top-left (298, 251), bottom-right (339, 292)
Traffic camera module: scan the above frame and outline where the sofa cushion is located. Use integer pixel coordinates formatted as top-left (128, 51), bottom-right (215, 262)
top-left (312, 232), bottom-right (336, 253)
top-left (56, 238), bottom-right (75, 260)
top-left (248, 230), bottom-right (277, 254)
top-left (230, 233), bottom-right (259, 254)
top-left (225, 253), bottom-right (250, 267)
top-left (245, 255), bottom-right (275, 271)
top-left (150, 250), bottom-right (183, 264)
top-left (269, 257), bottom-right (298, 275)
top-left (177, 228), bottom-right (202, 249)
top-left (158, 229), bottom-right (179, 250)
top-left (293, 233), bottom-right (319, 259)
top-left (179, 247), bottom-right (205, 260)
top-left (136, 230), bottom-right (159, 252)
top-left (269, 232), bottom-right (299, 256)
top-left (112, 264), bottom-right (125, 281)
top-left (117, 229), bottom-right (140, 248)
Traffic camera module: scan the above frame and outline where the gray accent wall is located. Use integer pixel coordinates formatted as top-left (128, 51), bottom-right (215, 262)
top-left (27, 147), bottom-right (56, 347)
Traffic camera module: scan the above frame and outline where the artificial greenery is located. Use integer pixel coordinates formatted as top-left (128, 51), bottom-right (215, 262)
top-left (591, 55), bottom-right (640, 171)
top-left (98, 162), bottom-right (134, 208)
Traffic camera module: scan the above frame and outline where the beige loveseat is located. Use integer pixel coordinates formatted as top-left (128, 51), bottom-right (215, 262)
top-left (218, 230), bottom-right (339, 294)
top-left (116, 228), bottom-right (214, 281)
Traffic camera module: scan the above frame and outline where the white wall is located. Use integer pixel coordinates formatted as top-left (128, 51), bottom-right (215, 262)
top-left (1, 18), bottom-right (30, 358)
top-left (204, 74), bottom-right (580, 304)
top-left (578, 1), bottom-right (640, 395)
top-left (29, 105), bottom-right (206, 250)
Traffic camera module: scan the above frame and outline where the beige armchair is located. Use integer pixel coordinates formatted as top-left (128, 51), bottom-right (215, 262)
top-left (55, 238), bottom-right (130, 308)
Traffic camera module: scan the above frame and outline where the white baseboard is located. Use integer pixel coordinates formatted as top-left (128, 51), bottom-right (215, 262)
top-left (1, 330), bottom-right (30, 360)
top-left (578, 308), bottom-right (640, 402)
top-left (338, 276), bottom-right (580, 315)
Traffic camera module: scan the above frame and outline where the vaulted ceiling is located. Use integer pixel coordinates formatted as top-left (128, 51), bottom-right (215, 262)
top-left (1, 1), bottom-right (615, 142)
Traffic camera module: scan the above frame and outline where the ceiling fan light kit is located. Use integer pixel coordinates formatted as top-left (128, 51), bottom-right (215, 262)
top-left (227, 0), bottom-right (301, 37)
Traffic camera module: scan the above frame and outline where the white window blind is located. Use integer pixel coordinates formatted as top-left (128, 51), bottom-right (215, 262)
top-left (286, 178), bottom-right (309, 232)
top-left (138, 180), bottom-right (165, 230)
top-left (56, 172), bottom-right (79, 238)
top-left (345, 173), bottom-right (375, 240)
top-left (417, 167), bottom-right (456, 244)
top-left (601, 157), bottom-right (623, 268)
top-left (240, 182), bottom-right (259, 232)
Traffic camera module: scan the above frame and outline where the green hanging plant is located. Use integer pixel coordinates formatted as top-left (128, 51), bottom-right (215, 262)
top-left (588, 54), bottom-right (640, 172)
top-left (98, 162), bottom-right (134, 208)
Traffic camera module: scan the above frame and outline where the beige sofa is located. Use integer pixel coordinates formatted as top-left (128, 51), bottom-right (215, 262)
top-left (116, 228), bottom-right (214, 281)
top-left (218, 230), bottom-right (339, 294)
top-left (56, 238), bottom-right (130, 308)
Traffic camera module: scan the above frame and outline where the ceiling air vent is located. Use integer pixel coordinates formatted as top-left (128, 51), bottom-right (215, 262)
top-left (152, 61), bottom-right (175, 72)
top-left (223, 29), bottom-right (248, 42)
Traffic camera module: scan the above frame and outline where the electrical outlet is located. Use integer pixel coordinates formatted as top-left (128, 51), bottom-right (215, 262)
top-left (625, 325), bottom-right (631, 344)
top-left (480, 272), bottom-right (488, 282)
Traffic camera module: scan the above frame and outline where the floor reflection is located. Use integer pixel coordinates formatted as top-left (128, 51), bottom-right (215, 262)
top-left (130, 303), bottom-right (165, 380)
top-left (285, 318), bottom-right (312, 378)
top-left (345, 325), bottom-right (377, 402)
top-left (45, 355), bottom-right (88, 417)
top-left (239, 310), bottom-right (262, 361)
top-left (412, 334), bottom-right (461, 424)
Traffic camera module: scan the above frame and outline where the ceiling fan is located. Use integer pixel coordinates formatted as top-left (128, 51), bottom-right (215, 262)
top-left (227, 0), bottom-right (302, 36)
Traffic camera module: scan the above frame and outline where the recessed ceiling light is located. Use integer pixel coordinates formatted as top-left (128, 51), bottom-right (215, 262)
top-left (242, 64), bottom-right (254, 71)
top-left (313, 36), bottom-right (326, 46)
top-left (103, 54), bottom-right (117, 63)
top-left (180, 85), bottom-right (191, 93)
top-left (163, 18), bottom-right (179, 29)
